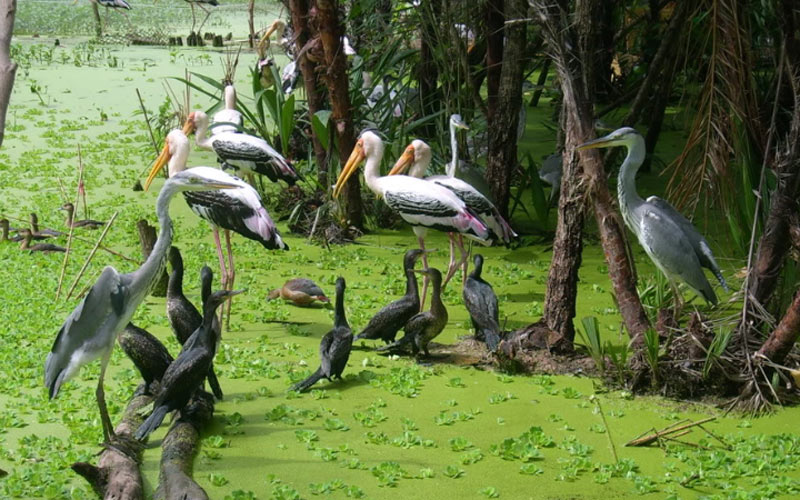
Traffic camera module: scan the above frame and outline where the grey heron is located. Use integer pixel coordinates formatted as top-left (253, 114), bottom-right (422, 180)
top-left (289, 277), bottom-right (352, 393)
top-left (577, 127), bottom-right (728, 307)
top-left (45, 168), bottom-right (241, 442)
top-left (333, 130), bottom-right (490, 309)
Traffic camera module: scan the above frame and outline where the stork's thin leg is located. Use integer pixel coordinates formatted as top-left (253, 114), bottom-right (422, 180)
top-left (190, 3), bottom-right (197, 33)
top-left (459, 235), bottom-right (470, 286)
top-left (224, 229), bottom-right (236, 329)
top-left (96, 351), bottom-right (115, 442)
top-left (443, 234), bottom-right (458, 288)
top-left (212, 226), bottom-right (229, 324)
top-left (196, 4), bottom-right (212, 34)
top-left (418, 235), bottom-right (429, 311)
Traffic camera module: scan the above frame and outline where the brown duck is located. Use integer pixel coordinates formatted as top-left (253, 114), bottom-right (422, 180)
top-left (18, 229), bottom-right (66, 253)
top-left (268, 278), bottom-right (330, 306)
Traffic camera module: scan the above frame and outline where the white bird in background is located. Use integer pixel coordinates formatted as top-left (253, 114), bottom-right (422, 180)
top-left (210, 84), bottom-right (243, 135)
top-left (334, 130), bottom-right (490, 307)
top-left (45, 168), bottom-right (240, 443)
top-left (145, 130), bottom-right (287, 324)
top-left (184, 110), bottom-right (300, 185)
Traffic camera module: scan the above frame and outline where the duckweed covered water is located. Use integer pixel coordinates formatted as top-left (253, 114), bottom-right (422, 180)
top-left (0, 28), bottom-right (798, 500)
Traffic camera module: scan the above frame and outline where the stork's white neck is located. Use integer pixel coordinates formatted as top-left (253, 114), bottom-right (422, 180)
top-left (362, 142), bottom-right (385, 196)
top-left (168, 138), bottom-right (190, 178)
top-left (224, 86), bottom-right (236, 111)
top-left (194, 114), bottom-right (213, 151)
top-left (448, 120), bottom-right (458, 178)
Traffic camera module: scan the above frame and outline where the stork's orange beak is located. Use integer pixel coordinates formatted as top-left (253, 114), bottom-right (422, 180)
top-left (388, 145), bottom-right (415, 176)
top-left (333, 139), bottom-right (365, 198)
top-left (144, 141), bottom-right (171, 191)
top-left (182, 113), bottom-right (196, 135)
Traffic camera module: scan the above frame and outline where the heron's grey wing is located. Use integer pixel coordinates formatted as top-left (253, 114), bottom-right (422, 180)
top-left (318, 330), bottom-right (335, 377)
top-left (638, 208), bottom-right (718, 304)
top-left (646, 196), bottom-right (727, 291)
top-left (45, 266), bottom-right (126, 397)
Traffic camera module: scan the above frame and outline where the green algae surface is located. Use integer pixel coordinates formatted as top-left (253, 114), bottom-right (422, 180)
top-left (1, 19), bottom-right (799, 500)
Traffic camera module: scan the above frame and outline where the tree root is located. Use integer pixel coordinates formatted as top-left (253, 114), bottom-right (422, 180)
top-left (71, 387), bottom-right (150, 500)
top-left (153, 391), bottom-right (214, 500)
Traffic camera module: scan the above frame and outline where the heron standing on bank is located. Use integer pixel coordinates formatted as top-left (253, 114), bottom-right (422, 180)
top-left (577, 127), bottom-right (728, 308)
top-left (45, 169), bottom-right (240, 442)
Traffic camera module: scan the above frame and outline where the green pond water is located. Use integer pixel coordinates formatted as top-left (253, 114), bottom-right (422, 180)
top-left (1, 6), bottom-right (799, 499)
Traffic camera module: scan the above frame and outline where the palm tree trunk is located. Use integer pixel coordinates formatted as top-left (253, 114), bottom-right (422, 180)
top-left (315, 0), bottom-right (363, 229)
top-left (485, 0), bottom-right (504, 120)
top-left (0, 0), bottom-right (16, 149)
top-left (290, 0), bottom-right (329, 187)
top-left (534, 0), bottom-right (650, 345)
top-left (418, 0), bottom-right (440, 137)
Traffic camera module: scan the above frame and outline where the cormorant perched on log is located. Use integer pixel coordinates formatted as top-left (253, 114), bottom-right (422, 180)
top-left (379, 268), bottom-right (448, 357)
top-left (355, 249), bottom-right (428, 344)
top-left (135, 289), bottom-right (243, 441)
top-left (462, 254), bottom-right (501, 352)
top-left (18, 229), bottom-right (65, 253)
top-left (268, 278), bottom-right (330, 306)
top-left (166, 247), bottom-right (223, 400)
top-left (290, 277), bottom-right (352, 392)
top-left (118, 323), bottom-right (174, 395)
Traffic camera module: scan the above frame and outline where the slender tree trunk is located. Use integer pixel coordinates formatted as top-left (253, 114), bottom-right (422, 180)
top-left (529, 57), bottom-right (550, 107)
top-left (485, 0), bottom-right (526, 217)
top-left (0, 0), bottom-right (16, 149)
top-left (534, 0), bottom-right (650, 345)
top-left (758, 290), bottom-right (800, 365)
top-left (92, 2), bottom-right (102, 38)
top-left (623, 0), bottom-right (691, 127)
top-left (290, 0), bottom-right (329, 187)
top-left (418, 0), bottom-right (440, 137)
top-left (576, 0), bottom-right (614, 103)
top-left (248, 0), bottom-right (255, 48)
top-left (315, 0), bottom-right (363, 228)
top-left (485, 0), bottom-right (504, 119)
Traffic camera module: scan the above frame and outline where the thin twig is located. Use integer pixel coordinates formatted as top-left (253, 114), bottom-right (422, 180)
top-left (625, 417), bottom-right (716, 447)
top-left (57, 153), bottom-right (85, 300)
top-left (136, 88), bottom-right (160, 156)
top-left (66, 212), bottom-right (119, 300)
top-left (56, 177), bottom-right (68, 203)
top-left (591, 396), bottom-right (618, 463)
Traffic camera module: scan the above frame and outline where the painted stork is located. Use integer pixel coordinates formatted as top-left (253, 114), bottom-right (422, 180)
top-left (211, 85), bottom-right (243, 136)
top-left (389, 134), bottom-right (515, 286)
top-left (183, 110), bottom-right (300, 185)
top-left (333, 130), bottom-right (489, 306)
top-left (144, 129), bottom-right (287, 325)
top-left (45, 169), bottom-right (240, 443)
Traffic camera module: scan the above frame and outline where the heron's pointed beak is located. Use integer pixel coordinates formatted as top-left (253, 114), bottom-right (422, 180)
top-left (576, 135), bottom-right (615, 151)
top-left (333, 140), bottom-right (365, 198)
top-left (388, 146), bottom-right (415, 176)
top-left (455, 120), bottom-right (470, 131)
top-left (144, 142), bottom-right (171, 191)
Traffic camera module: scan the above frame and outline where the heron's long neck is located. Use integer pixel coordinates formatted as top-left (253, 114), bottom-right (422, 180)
top-left (363, 150), bottom-right (384, 196)
top-left (448, 122), bottom-right (458, 177)
top-left (617, 136), bottom-right (646, 230)
top-left (137, 185), bottom-right (176, 289)
top-left (334, 287), bottom-right (348, 329)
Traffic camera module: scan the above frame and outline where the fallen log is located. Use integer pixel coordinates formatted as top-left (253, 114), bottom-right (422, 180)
top-left (72, 387), bottom-right (151, 499)
top-left (154, 391), bottom-right (215, 500)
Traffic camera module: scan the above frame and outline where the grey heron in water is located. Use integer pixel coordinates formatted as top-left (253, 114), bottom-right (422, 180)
top-left (577, 127), bottom-right (728, 308)
top-left (45, 168), bottom-right (241, 443)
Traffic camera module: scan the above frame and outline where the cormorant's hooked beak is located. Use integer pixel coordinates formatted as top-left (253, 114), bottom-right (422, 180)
top-left (144, 141), bottom-right (171, 191)
top-left (388, 145), bottom-right (415, 176)
top-left (333, 139), bottom-right (365, 198)
top-left (576, 135), bottom-right (616, 151)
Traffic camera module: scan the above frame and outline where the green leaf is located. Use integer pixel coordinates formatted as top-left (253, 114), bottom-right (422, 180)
top-left (280, 94), bottom-right (295, 154)
top-left (312, 110), bottom-right (332, 152)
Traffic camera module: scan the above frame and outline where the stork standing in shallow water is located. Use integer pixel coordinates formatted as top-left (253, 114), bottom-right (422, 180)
top-left (577, 127), bottom-right (728, 308)
top-left (334, 130), bottom-right (490, 308)
top-left (45, 169), bottom-right (240, 443)
top-left (145, 129), bottom-right (287, 326)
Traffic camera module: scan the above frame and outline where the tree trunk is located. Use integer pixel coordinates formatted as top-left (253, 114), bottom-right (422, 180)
top-left (485, 0), bottom-right (504, 120)
top-left (485, 0), bottom-right (526, 218)
top-left (0, 0), bottom-right (17, 149)
top-left (576, 0), bottom-right (614, 103)
top-left (418, 0), bottom-right (440, 137)
top-left (533, 0), bottom-right (651, 345)
top-left (137, 219), bottom-right (168, 297)
top-left (623, 0), bottom-right (691, 127)
top-left (529, 57), bottom-right (550, 107)
top-left (154, 392), bottom-right (214, 500)
top-left (91, 2), bottom-right (102, 38)
top-left (757, 290), bottom-right (800, 365)
top-left (315, 0), bottom-right (363, 229)
top-left (72, 389), bottom-right (150, 500)
top-left (290, 0), bottom-right (329, 188)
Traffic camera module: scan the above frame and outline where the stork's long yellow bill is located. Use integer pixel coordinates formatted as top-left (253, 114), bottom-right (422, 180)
top-left (333, 140), bottom-right (366, 198)
top-left (388, 146), bottom-right (415, 176)
top-left (144, 142), bottom-right (171, 191)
